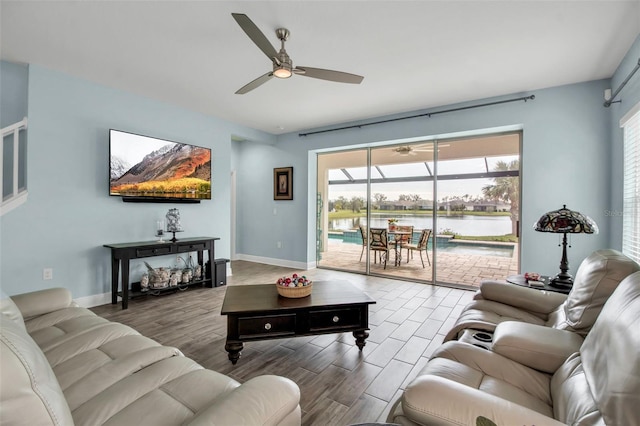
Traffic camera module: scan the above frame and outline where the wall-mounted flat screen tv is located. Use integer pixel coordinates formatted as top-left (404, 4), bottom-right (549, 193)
top-left (109, 129), bottom-right (211, 202)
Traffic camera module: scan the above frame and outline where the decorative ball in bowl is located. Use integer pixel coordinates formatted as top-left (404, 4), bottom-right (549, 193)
top-left (524, 272), bottom-right (541, 281)
top-left (276, 274), bottom-right (313, 298)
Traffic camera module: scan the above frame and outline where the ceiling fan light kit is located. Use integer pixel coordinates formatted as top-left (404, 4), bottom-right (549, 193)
top-left (232, 13), bottom-right (364, 94)
top-left (273, 67), bottom-right (292, 79)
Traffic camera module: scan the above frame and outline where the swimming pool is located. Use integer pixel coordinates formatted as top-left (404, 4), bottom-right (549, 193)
top-left (328, 230), bottom-right (515, 258)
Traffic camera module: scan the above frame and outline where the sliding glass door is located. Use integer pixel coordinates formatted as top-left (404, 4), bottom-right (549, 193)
top-left (369, 144), bottom-right (435, 281)
top-left (316, 132), bottom-right (520, 289)
top-left (433, 134), bottom-right (520, 286)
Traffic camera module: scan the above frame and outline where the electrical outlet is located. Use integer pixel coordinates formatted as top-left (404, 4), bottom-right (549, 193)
top-left (43, 268), bottom-right (53, 280)
top-left (276, 241), bottom-right (282, 249)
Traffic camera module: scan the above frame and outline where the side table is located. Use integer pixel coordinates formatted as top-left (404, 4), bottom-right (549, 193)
top-left (506, 275), bottom-right (571, 295)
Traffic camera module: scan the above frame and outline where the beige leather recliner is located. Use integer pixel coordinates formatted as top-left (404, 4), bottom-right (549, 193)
top-left (443, 249), bottom-right (639, 342)
top-left (388, 269), bottom-right (640, 425)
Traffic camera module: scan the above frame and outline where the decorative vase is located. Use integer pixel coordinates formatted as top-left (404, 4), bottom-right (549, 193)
top-left (166, 208), bottom-right (182, 232)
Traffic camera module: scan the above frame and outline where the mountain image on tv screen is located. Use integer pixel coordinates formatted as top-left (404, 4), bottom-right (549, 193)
top-left (110, 130), bottom-right (211, 200)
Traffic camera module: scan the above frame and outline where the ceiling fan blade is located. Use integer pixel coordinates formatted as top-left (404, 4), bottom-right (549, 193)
top-left (294, 67), bottom-right (363, 84)
top-left (414, 143), bottom-right (450, 150)
top-left (232, 13), bottom-right (279, 63)
top-left (235, 72), bottom-right (274, 94)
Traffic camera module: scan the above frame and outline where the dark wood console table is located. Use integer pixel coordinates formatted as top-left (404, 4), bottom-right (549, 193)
top-left (221, 280), bottom-right (376, 364)
top-left (104, 237), bottom-right (219, 309)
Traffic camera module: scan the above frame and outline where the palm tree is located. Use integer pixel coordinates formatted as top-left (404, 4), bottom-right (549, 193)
top-left (482, 160), bottom-right (519, 236)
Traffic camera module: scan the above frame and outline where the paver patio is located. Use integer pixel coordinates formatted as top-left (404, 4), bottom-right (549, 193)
top-left (317, 239), bottom-right (519, 288)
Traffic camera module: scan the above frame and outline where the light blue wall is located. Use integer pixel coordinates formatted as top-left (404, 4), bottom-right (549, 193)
top-left (235, 138), bottom-right (303, 264)
top-left (1, 61), bottom-right (28, 127)
top-left (237, 80), bottom-right (612, 276)
top-left (609, 34), bottom-right (640, 249)
top-left (0, 64), bottom-right (272, 298)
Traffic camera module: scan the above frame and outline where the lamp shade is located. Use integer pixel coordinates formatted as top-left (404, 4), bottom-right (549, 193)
top-left (534, 205), bottom-right (598, 234)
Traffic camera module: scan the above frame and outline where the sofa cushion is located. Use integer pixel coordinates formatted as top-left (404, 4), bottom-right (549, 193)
top-left (548, 249), bottom-right (640, 335)
top-left (492, 322), bottom-right (584, 373)
top-left (446, 299), bottom-right (546, 341)
top-left (421, 341), bottom-right (553, 416)
top-left (71, 356), bottom-right (239, 425)
top-left (11, 287), bottom-right (75, 320)
top-left (578, 270), bottom-right (640, 425)
top-left (27, 307), bottom-right (108, 347)
top-left (42, 322), bottom-right (142, 368)
top-left (1, 290), bottom-right (26, 331)
top-left (550, 353), bottom-right (601, 424)
top-left (0, 315), bottom-right (74, 426)
top-left (55, 335), bottom-right (182, 409)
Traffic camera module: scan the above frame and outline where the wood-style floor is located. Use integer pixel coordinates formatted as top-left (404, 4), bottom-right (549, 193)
top-left (91, 261), bottom-right (476, 425)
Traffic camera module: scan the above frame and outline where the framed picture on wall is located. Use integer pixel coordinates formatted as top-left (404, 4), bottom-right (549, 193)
top-left (274, 167), bottom-right (293, 200)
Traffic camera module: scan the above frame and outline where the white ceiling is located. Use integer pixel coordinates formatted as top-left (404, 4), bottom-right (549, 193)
top-left (2, 1), bottom-right (639, 135)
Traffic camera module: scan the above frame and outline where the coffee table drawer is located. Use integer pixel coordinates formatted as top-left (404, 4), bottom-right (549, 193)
top-left (238, 314), bottom-right (296, 338)
top-left (309, 308), bottom-right (362, 331)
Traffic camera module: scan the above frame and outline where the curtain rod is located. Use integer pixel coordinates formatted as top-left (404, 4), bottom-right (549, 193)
top-left (298, 95), bottom-right (535, 137)
top-left (604, 58), bottom-right (640, 108)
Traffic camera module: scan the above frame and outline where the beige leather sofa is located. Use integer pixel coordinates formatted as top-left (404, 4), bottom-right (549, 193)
top-left (443, 249), bottom-right (639, 342)
top-left (0, 287), bottom-right (301, 425)
top-left (388, 270), bottom-right (640, 425)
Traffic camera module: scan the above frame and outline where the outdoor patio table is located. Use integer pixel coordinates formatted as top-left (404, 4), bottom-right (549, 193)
top-left (388, 230), bottom-right (412, 266)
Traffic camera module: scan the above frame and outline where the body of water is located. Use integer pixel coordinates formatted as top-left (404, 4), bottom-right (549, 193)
top-left (329, 214), bottom-right (512, 236)
top-left (328, 229), bottom-right (515, 257)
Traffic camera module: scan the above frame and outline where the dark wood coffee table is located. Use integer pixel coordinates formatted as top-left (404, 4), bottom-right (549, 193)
top-left (220, 280), bottom-right (376, 364)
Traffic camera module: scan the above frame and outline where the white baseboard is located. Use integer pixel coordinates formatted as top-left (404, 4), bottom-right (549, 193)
top-left (74, 292), bottom-right (112, 308)
top-left (235, 254), bottom-right (315, 270)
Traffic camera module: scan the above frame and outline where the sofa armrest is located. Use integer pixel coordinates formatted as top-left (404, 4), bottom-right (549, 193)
top-left (11, 288), bottom-right (74, 320)
top-left (479, 280), bottom-right (567, 315)
top-left (186, 375), bottom-right (300, 426)
top-left (403, 375), bottom-right (565, 426)
top-left (493, 321), bottom-right (583, 373)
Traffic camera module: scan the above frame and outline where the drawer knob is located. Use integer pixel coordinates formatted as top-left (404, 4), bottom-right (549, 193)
top-left (264, 323), bottom-right (272, 330)
top-left (332, 316), bottom-right (340, 323)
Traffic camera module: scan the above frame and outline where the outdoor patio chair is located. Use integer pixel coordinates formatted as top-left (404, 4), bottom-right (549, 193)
top-left (405, 228), bottom-right (431, 267)
top-left (358, 224), bottom-right (367, 262)
top-left (369, 228), bottom-right (391, 269)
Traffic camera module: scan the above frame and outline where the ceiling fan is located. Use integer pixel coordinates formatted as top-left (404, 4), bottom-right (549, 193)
top-left (392, 144), bottom-right (450, 156)
top-left (232, 13), bottom-right (364, 94)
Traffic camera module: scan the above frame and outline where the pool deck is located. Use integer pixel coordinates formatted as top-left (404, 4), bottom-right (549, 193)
top-left (317, 239), bottom-right (519, 288)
